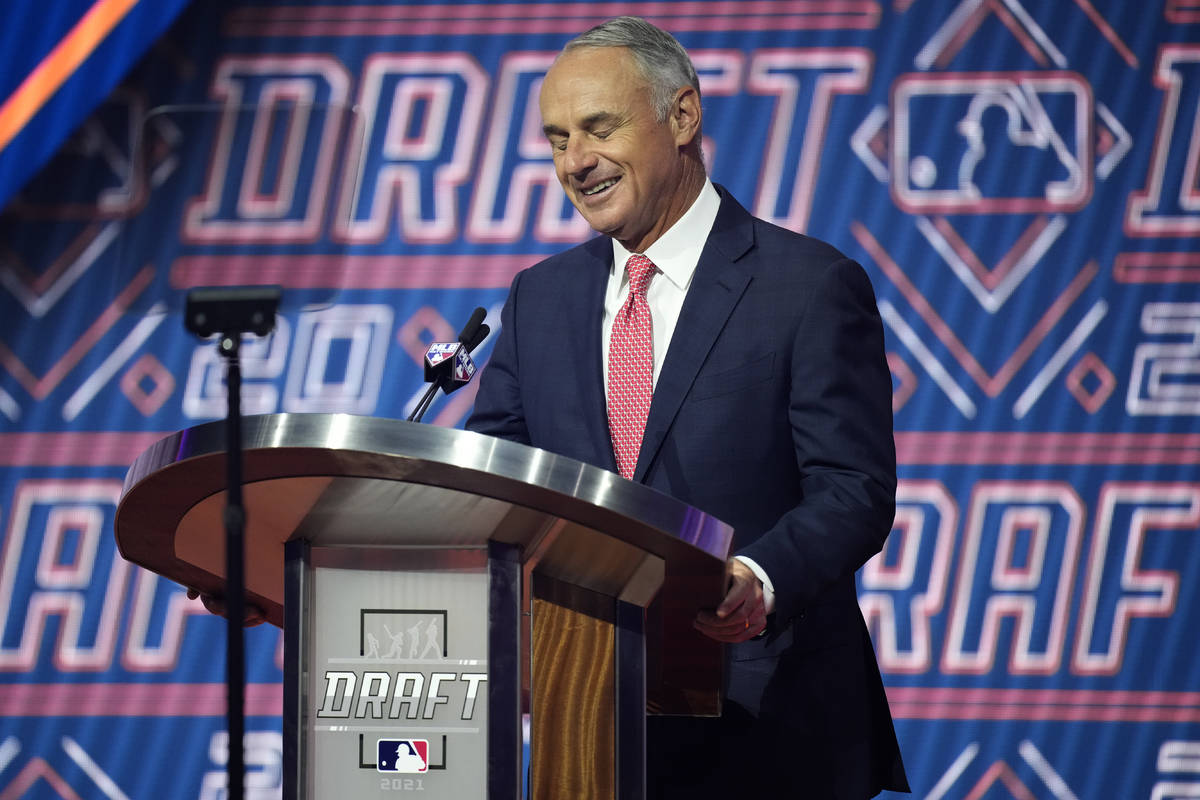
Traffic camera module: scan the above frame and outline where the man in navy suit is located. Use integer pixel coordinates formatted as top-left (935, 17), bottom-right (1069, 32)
top-left (467, 16), bottom-right (908, 799)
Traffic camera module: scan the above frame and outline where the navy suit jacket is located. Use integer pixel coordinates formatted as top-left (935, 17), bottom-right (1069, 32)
top-left (467, 187), bottom-right (908, 796)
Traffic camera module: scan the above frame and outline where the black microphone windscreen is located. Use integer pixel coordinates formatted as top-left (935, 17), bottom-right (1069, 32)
top-left (457, 307), bottom-right (487, 345)
top-left (466, 323), bottom-right (490, 353)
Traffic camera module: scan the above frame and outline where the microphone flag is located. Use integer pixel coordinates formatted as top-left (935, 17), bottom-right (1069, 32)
top-left (424, 341), bottom-right (461, 379)
top-left (452, 346), bottom-right (477, 386)
top-left (423, 340), bottom-right (476, 393)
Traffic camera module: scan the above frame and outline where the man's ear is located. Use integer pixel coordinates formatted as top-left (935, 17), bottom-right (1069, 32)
top-left (671, 85), bottom-right (702, 147)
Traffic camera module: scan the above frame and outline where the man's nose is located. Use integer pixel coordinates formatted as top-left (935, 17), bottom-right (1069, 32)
top-left (562, 136), bottom-right (597, 176)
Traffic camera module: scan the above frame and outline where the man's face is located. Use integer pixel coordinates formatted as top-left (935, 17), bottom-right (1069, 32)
top-left (539, 46), bottom-right (698, 253)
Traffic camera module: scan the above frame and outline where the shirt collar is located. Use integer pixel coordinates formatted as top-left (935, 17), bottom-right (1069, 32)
top-left (611, 179), bottom-right (721, 290)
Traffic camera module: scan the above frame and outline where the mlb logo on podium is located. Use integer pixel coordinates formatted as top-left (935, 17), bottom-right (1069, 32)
top-left (377, 739), bottom-right (429, 773)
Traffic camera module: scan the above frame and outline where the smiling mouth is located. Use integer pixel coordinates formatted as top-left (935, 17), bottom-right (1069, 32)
top-left (581, 177), bottom-right (620, 197)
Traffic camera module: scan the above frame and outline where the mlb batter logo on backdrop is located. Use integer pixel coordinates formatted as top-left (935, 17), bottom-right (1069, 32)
top-left (377, 739), bottom-right (429, 773)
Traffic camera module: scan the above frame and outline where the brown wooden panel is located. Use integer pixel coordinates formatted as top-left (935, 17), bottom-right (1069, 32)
top-left (530, 586), bottom-right (615, 800)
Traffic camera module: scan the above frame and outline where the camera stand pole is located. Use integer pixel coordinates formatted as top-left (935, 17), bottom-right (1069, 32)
top-left (185, 288), bottom-right (281, 800)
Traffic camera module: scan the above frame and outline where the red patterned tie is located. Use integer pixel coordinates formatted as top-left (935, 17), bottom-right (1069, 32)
top-left (608, 254), bottom-right (657, 479)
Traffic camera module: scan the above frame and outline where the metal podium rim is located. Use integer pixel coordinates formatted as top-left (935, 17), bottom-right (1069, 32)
top-left (117, 412), bottom-right (733, 562)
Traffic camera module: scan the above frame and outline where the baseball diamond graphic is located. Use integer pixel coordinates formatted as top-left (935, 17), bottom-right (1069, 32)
top-left (1, 1), bottom-right (1198, 797)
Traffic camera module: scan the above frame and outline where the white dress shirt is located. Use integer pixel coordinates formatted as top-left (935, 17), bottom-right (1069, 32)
top-left (602, 180), bottom-right (776, 613)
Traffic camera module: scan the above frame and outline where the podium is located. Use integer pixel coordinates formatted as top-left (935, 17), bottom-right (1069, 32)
top-left (114, 413), bottom-right (732, 799)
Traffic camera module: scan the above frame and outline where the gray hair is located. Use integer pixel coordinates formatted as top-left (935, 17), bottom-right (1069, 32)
top-left (563, 16), bottom-right (700, 122)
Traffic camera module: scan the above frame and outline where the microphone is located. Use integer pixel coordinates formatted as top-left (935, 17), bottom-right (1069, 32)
top-left (463, 323), bottom-right (489, 353)
top-left (457, 306), bottom-right (487, 352)
top-left (422, 306), bottom-right (486, 390)
top-left (408, 308), bottom-right (489, 422)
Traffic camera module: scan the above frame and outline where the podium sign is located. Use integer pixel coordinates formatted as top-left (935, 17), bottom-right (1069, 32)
top-left (115, 413), bottom-right (731, 799)
top-left (302, 548), bottom-right (494, 797)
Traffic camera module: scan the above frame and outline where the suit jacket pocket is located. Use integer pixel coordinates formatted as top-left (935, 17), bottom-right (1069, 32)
top-left (787, 599), bottom-right (859, 655)
top-left (689, 352), bottom-right (775, 401)
top-left (732, 621), bottom-right (794, 662)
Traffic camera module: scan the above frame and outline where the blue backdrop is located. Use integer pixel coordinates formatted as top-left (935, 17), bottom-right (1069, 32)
top-left (1, 1), bottom-right (1198, 797)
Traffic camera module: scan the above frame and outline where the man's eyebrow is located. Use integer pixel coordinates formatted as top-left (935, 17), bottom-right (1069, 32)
top-left (581, 111), bottom-right (621, 129)
top-left (542, 111), bottom-right (623, 138)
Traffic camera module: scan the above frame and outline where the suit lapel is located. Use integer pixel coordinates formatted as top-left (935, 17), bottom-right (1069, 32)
top-left (570, 237), bottom-right (620, 472)
top-left (633, 188), bottom-right (755, 482)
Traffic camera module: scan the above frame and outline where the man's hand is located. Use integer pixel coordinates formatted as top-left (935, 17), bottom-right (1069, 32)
top-left (693, 558), bottom-right (768, 643)
top-left (186, 588), bottom-right (267, 627)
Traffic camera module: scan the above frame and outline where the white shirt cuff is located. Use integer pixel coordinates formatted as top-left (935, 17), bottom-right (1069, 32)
top-left (734, 555), bottom-right (775, 614)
